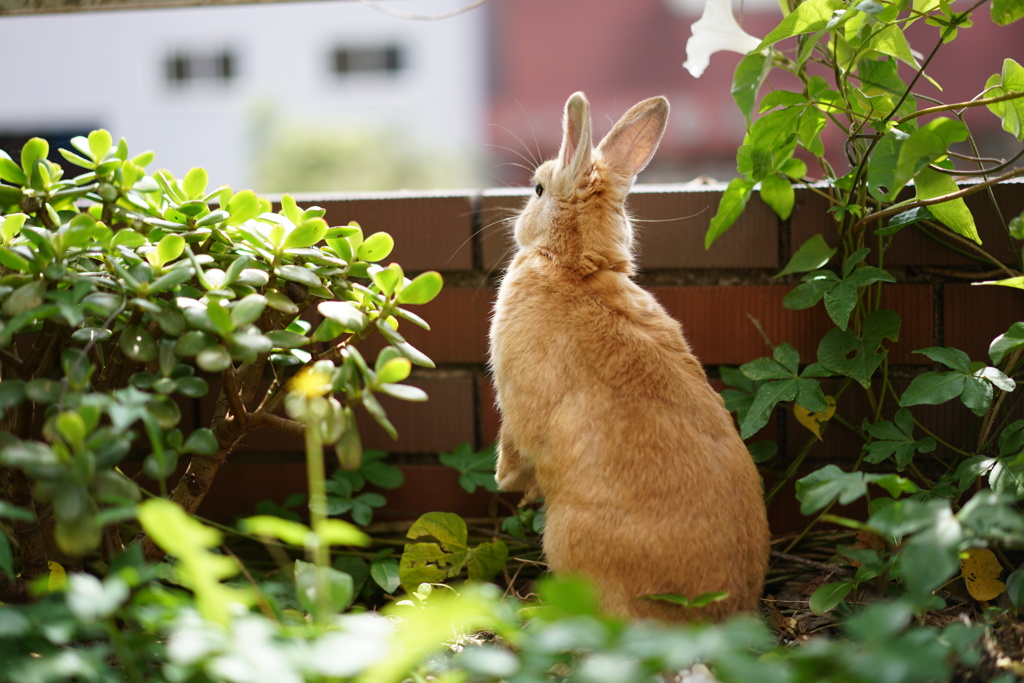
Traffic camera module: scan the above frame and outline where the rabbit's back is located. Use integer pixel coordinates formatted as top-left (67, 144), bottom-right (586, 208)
top-left (492, 254), bottom-right (769, 620)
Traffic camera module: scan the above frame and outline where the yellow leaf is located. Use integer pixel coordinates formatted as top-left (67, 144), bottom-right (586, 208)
top-left (47, 561), bottom-right (67, 592)
top-left (794, 395), bottom-right (837, 440)
top-left (960, 547), bottom-right (1005, 601)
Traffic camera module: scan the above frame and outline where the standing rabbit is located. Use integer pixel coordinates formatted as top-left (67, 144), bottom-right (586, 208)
top-left (489, 92), bottom-right (769, 622)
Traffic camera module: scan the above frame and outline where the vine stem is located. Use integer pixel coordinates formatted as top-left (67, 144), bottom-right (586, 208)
top-left (977, 346), bottom-right (1024, 452)
top-left (850, 167), bottom-right (1024, 268)
top-left (894, 89), bottom-right (1024, 126)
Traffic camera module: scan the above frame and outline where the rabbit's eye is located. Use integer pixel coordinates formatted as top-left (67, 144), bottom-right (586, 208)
top-left (535, 184), bottom-right (544, 197)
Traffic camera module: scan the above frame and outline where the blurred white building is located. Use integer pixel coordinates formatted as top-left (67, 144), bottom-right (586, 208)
top-left (0, 0), bottom-right (488, 190)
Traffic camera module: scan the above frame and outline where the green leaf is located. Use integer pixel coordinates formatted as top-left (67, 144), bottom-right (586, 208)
top-left (867, 128), bottom-right (909, 201)
top-left (226, 189), bottom-right (260, 225)
top-left (705, 178), bottom-right (754, 249)
top-left (0, 246), bottom-right (31, 272)
top-left (119, 324), bottom-right (157, 362)
top-left (376, 357), bottom-right (412, 384)
top-left (808, 581), bottom-right (852, 615)
top-left (0, 150), bottom-right (27, 185)
top-left (317, 518), bottom-right (370, 546)
top-left (984, 59), bottom-right (1024, 139)
top-left (279, 194), bottom-right (303, 225)
top-left (989, 452), bottom-right (1024, 499)
top-left (204, 299), bottom-right (234, 337)
top-left (183, 428), bottom-right (219, 456)
top-left (399, 511), bottom-right (470, 591)
top-left (318, 300), bottom-right (368, 333)
top-left (1007, 568), bottom-right (1024, 607)
top-left (230, 293), bottom-right (266, 328)
top-left (295, 561), bottom-right (355, 615)
top-left (900, 371), bottom-right (966, 407)
top-left (740, 107), bottom-right (801, 181)
top-left (372, 266), bottom-right (402, 297)
top-left (87, 129), bottom-right (112, 162)
top-left (281, 218), bottom-right (328, 251)
top-left (378, 383), bottom-right (428, 402)
top-left (731, 51), bottom-right (772, 124)
top-left (440, 443), bottom-right (498, 493)
top-left (277, 264), bottom-right (321, 288)
top-left (992, 0), bottom-right (1024, 27)
top-left (740, 350), bottom-right (827, 438)
top-left (1, 279), bottom-right (45, 317)
top-left (897, 118), bottom-right (969, 191)
top-left (182, 167), bottom-right (208, 198)
top-left (760, 174), bottom-right (794, 221)
top-left (754, 0), bottom-right (844, 51)
top-left (817, 309), bottom-right (901, 386)
top-left (913, 167), bottom-right (980, 243)
top-left (795, 464), bottom-right (917, 514)
top-left (266, 329), bottom-right (310, 349)
top-left (863, 408), bottom-right (936, 468)
top-left (466, 540), bottom-right (509, 583)
top-left (241, 515), bottom-right (311, 546)
top-left (975, 275), bottom-right (1024, 290)
top-left (152, 233), bottom-right (185, 268)
top-left (898, 506), bottom-right (962, 599)
top-left (1, 213), bottom-right (27, 244)
top-left (56, 411), bottom-right (87, 448)
top-left (196, 345), bottom-right (233, 372)
top-left (397, 271), bottom-right (443, 305)
top-left (868, 26), bottom-right (925, 75)
top-left (915, 346), bottom-right (971, 372)
top-left (778, 234), bottom-right (836, 277)
top-left (20, 137), bottom-right (49, 176)
top-left (138, 498), bottom-right (252, 624)
top-left (370, 557), bottom-right (402, 593)
top-left (784, 271), bottom-right (839, 310)
top-left (357, 232), bottom-right (394, 262)
top-left (823, 266), bottom-right (895, 330)
top-left (989, 321), bottom-right (1024, 365)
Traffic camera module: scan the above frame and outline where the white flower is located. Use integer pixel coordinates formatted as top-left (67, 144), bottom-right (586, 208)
top-left (683, 0), bottom-right (764, 78)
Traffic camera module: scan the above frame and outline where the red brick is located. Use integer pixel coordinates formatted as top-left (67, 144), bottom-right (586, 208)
top-left (480, 189), bottom-right (528, 273)
top-left (481, 184), bottom-right (780, 272)
top-left (944, 283), bottom-right (1024, 361)
top-left (311, 193), bottom-right (478, 272)
top-left (371, 464), bottom-right (501, 522)
top-left (355, 371), bottom-right (477, 454)
top-left (478, 374), bottom-right (500, 447)
top-left (629, 184), bottom-right (779, 270)
top-left (359, 286), bottom-right (494, 366)
top-left (651, 284), bottom-right (933, 367)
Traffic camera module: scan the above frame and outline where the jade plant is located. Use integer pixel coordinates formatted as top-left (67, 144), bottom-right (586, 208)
top-left (0, 130), bottom-right (442, 598)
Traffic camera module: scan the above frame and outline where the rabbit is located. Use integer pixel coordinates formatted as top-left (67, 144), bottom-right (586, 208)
top-left (488, 92), bottom-right (769, 622)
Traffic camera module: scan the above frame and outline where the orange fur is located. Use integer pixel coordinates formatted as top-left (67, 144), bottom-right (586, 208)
top-left (489, 93), bottom-right (769, 622)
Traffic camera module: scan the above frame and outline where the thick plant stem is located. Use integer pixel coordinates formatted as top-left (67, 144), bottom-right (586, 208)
top-left (135, 357), bottom-right (276, 562)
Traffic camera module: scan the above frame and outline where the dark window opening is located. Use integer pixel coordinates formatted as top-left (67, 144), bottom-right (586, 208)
top-left (165, 49), bottom-right (237, 86)
top-left (331, 44), bottom-right (405, 76)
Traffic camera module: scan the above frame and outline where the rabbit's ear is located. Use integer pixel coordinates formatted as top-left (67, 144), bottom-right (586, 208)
top-left (557, 92), bottom-right (592, 181)
top-left (598, 96), bottom-right (669, 177)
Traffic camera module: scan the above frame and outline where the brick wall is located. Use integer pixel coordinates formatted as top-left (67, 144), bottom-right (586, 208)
top-left (193, 181), bottom-right (1024, 531)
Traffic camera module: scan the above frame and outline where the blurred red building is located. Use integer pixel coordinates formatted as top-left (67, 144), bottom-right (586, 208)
top-left (484, 0), bottom-right (1024, 185)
